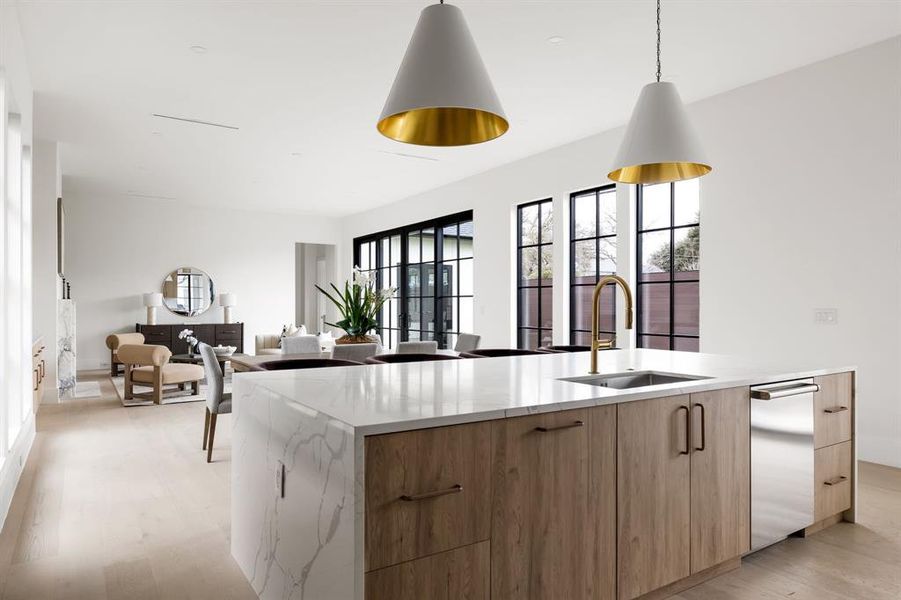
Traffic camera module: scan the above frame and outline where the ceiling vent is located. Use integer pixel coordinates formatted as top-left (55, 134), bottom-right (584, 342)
top-left (151, 113), bottom-right (239, 130)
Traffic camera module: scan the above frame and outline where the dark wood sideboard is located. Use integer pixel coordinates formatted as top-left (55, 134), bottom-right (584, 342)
top-left (135, 323), bottom-right (244, 354)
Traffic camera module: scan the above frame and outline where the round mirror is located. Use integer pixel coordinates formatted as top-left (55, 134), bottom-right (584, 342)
top-left (161, 267), bottom-right (215, 317)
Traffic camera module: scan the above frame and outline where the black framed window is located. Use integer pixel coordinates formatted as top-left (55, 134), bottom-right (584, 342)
top-left (357, 234), bottom-right (401, 349)
top-left (517, 199), bottom-right (553, 349)
top-left (570, 185), bottom-right (617, 345)
top-left (636, 180), bottom-right (700, 351)
top-left (354, 211), bottom-right (473, 350)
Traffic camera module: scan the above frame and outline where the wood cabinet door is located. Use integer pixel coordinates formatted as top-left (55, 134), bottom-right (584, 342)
top-left (365, 421), bottom-right (491, 571)
top-left (589, 405), bottom-right (617, 600)
top-left (617, 395), bottom-right (691, 600)
top-left (491, 407), bottom-right (613, 600)
top-left (689, 387), bottom-right (750, 574)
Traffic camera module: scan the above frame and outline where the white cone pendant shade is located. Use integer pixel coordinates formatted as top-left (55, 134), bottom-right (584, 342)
top-left (377, 2), bottom-right (508, 147)
top-left (608, 81), bottom-right (711, 184)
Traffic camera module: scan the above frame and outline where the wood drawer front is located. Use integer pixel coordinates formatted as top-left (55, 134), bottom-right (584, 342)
top-left (365, 541), bottom-right (489, 600)
top-left (215, 324), bottom-right (243, 340)
top-left (365, 421), bottom-right (491, 571)
top-left (814, 441), bottom-right (852, 521)
top-left (140, 326), bottom-right (171, 345)
top-left (814, 373), bottom-right (852, 449)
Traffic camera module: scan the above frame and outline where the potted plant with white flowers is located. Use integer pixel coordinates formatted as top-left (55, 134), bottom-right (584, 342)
top-left (316, 267), bottom-right (395, 344)
top-left (178, 328), bottom-right (199, 356)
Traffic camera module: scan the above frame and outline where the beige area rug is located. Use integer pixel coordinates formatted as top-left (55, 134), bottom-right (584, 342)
top-left (111, 370), bottom-right (233, 407)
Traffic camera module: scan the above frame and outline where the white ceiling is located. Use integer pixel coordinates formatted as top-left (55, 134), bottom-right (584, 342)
top-left (15, 0), bottom-right (901, 217)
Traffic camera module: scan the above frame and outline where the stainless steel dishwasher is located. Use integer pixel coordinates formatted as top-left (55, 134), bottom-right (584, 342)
top-left (750, 379), bottom-right (819, 551)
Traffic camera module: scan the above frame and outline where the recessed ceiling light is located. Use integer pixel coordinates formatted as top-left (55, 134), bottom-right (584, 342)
top-left (547, 36), bottom-right (564, 45)
top-left (190, 45), bottom-right (208, 54)
top-left (290, 152), bottom-right (302, 157)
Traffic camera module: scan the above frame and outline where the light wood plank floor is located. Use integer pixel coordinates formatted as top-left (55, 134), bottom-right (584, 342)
top-left (0, 372), bottom-right (898, 599)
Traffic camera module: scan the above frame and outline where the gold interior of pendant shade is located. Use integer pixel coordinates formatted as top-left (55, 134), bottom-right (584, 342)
top-left (608, 161), bottom-right (712, 184)
top-left (377, 107), bottom-right (509, 146)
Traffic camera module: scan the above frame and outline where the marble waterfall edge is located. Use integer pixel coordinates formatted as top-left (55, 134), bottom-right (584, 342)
top-left (57, 299), bottom-right (76, 400)
top-left (231, 377), bottom-right (362, 600)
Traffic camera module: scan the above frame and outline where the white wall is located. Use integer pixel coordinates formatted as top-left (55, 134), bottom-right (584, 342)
top-left (699, 37), bottom-right (901, 468)
top-left (341, 37), bottom-right (901, 467)
top-left (66, 194), bottom-right (342, 370)
top-left (0, 1), bottom-right (36, 530)
top-left (31, 138), bottom-right (59, 402)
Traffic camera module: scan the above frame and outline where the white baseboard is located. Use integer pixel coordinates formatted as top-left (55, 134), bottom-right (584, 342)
top-left (0, 412), bottom-right (36, 532)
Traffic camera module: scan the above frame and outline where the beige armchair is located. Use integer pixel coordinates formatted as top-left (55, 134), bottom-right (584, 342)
top-left (117, 344), bottom-right (204, 405)
top-left (105, 332), bottom-right (146, 377)
top-left (255, 334), bottom-right (282, 356)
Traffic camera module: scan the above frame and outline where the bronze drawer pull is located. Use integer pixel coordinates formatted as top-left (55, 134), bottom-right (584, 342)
top-left (535, 420), bottom-right (584, 433)
top-left (824, 475), bottom-right (848, 486)
top-left (824, 406), bottom-right (849, 414)
top-left (33, 369), bottom-right (39, 392)
top-left (678, 405), bottom-right (691, 455)
top-left (693, 403), bottom-right (706, 452)
top-left (400, 484), bottom-right (463, 502)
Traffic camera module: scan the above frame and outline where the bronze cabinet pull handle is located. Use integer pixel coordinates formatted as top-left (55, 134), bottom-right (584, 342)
top-left (33, 369), bottom-right (39, 391)
top-left (40, 359), bottom-right (45, 378)
top-left (400, 484), bottom-right (463, 502)
top-left (693, 403), bottom-right (706, 452)
top-left (824, 475), bottom-right (848, 486)
top-left (535, 420), bottom-right (584, 433)
top-left (678, 405), bottom-right (691, 455)
top-left (824, 406), bottom-right (849, 414)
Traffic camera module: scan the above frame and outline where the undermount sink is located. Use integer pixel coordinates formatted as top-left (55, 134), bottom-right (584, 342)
top-left (558, 370), bottom-right (710, 390)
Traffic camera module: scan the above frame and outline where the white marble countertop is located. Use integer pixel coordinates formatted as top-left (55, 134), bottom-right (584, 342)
top-left (231, 349), bottom-right (855, 436)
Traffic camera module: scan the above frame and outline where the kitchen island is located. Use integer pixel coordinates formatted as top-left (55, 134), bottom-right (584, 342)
top-left (230, 349), bottom-right (856, 600)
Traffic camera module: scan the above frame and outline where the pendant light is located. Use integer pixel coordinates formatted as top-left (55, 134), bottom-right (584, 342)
top-left (608, 0), bottom-right (711, 184)
top-left (377, 0), bottom-right (508, 147)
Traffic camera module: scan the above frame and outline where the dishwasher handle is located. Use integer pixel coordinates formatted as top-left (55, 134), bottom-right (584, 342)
top-left (751, 383), bottom-right (819, 400)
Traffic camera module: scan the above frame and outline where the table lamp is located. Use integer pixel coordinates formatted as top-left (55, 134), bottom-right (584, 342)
top-left (143, 292), bottom-right (163, 325)
top-left (219, 292), bottom-right (237, 324)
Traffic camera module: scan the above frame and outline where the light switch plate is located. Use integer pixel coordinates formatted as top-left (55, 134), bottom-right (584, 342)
top-left (814, 308), bottom-right (838, 325)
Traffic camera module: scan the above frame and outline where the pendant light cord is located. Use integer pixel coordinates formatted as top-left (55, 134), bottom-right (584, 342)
top-left (656, 0), bottom-right (662, 82)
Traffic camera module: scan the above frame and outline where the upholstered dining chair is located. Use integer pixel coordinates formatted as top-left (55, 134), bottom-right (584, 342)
top-left (459, 348), bottom-right (549, 358)
top-left (117, 344), bottom-right (204, 404)
top-left (366, 353), bottom-right (461, 364)
top-left (454, 333), bottom-right (481, 353)
top-left (105, 332), bottom-right (146, 377)
top-left (332, 343), bottom-right (379, 362)
top-left (281, 334), bottom-right (321, 355)
top-left (396, 341), bottom-right (438, 354)
top-left (199, 343), bottom-right (230, 463)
